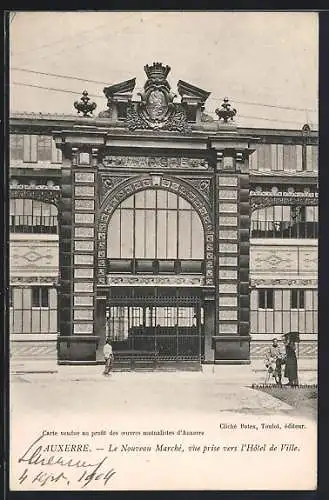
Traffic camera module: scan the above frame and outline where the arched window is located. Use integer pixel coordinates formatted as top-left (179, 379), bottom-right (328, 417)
top-left (10, 199), bottom-right (58, 234)
top-left (107, 189), bottom-right (204, 274)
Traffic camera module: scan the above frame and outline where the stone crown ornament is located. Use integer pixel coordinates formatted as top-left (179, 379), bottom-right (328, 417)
top-left (215, 97), bottom-right (237, 122)
top-left (74, 90), bottom-right (97, 117)
top-left (144, 62), bottom-right (171, 82)
top-left (126, 62), bottom-right (190, 133)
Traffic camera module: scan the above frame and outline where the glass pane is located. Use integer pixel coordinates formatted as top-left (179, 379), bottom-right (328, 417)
top-left (135, 191), bottom-right (145, 209)
top-left (167, 211), bottom-right (177, 258)
top-left (157, 190), bottom-right (167, 209)
top-left (33, 201), bottom-right (42, 215)
top-left (37, 136), bottom-right (52, 161)
top-left (13, 310), bottom-right (23, 333)
top-left (178, 211), bottom-right (191, 258)
top-left (49, 310), bottom-right (57, 332)
top-left (145, 190), bottom-right (156, 208)
top-left (191, 213), bottom-right (204, 258)
top-left (167, 192), bottom-right (177, 209)
top-left (120, 195), bottom-right (134, 208)
top-left (274, 311), bottom-right (283, 334)
top-left (24, 199), bottom-right (32, 215)
top-left (49, 288), bottom-right (57, 309)
top-left (314, 206), bottom-right (318, 221)
top-left (41, 201), bottom-right (52, 216)
top-left (41, 288), bottom-right (49, 307)
top-left (121, 210), bottom-right (134, 258)
top-left (41, 310), bottom-right (50, 332)
top-left (15, 198), bottom-right (24, 214)
top-left (179, 196), bottom-right (191, 210)
top-left (265, 311), bottom-right (274, 333)
top-left (50, 204), bottom-right (58, 216)
top-left (282, 206), bottom-right (291, 221)
top-left (273, 205), bottom-right (283, 221)
top-left (145, 210), bottom-right (156, 258)
top-left (10, 199), bottom-right (15, 214)
top-left (13, 288), bottom-right (22, 309)
top-left (134, 211), bottom-right (145, 258)
top-left (32, 310), bottom-right (41, 332)
top-left (107, 211), bottom-right (120, 257)
top-left (23, 288), bottom-right (32, 309)
top-left (22, 310), bottom-right (31, 333)
top-left (157, 210), bottom-right (167, 258)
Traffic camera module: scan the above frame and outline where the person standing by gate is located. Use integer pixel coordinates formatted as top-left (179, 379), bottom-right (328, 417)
top-left (283, 332), bottom-right (299, 386)
top-left (103, 338), bottom-right (114, 376)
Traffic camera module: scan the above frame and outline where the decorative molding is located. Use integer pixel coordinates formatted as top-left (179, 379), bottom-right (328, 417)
top-left (10, 276), bottom-right (58, 285)
top-left (250, 342), bottom-right (317, 359)
top-left (186, 178), bottom-right (211, 201)
top-left (125, 62), bottom-right (191, 133)
top-left (250, 246), bottom-right (318, 274)
top-left (10, 184), bottom-right (60, 191)
top-left (250, 191), bottom-right (318, 212)
top-left (250, 278), bottom-right (317, 288)
top-left (98, 174), bottom-right (131, 204)
top-left (100, 155), bottom-right (208, 170)
top-left (106, 275), bottom-right (204, 286)
top-left (12, 245), bottom-right (57, 266)
top-left (97, 174), bottom-right (214, 286)
top-left (250, 191), bottom-right (318, 197)
top-left (250, 169), bottom-right (318, 177)
top-left (10, 186), bottom-right (60, 206)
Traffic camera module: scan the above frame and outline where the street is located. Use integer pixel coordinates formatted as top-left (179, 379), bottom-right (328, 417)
top-left (11, 368), bottom-right (307, 417)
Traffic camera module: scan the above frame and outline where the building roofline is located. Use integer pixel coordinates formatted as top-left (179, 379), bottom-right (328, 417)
top-left (9, 111), bottom-right (319, 138)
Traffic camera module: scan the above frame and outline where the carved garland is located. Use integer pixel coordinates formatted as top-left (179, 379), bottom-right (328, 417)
top-left (97, 175), bottom-right (214, 286)
top-left (10, 276), bottom-right (58, 285)
top-left (250, 194), bottom-right (318, 212)
top-left (10, 188), bottom-right (60, 207)
top-left (250, 278), bottom-right (317, 288)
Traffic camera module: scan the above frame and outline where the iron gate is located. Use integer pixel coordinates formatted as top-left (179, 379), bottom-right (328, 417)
top-left (106, 296), bottom-right (204, 363)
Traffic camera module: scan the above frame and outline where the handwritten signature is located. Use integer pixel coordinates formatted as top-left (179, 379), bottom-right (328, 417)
top-left (17, 434), bottom-right (116, 488)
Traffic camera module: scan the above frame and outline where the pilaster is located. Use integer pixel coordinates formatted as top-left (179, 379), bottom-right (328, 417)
top-left (211, 137), bottom-right (254, 363)
top-left (57, 146), bottom-right (99, 362)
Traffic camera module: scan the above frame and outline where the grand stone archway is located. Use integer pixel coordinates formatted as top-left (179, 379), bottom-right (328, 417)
top-left (97, 174), bottom-right (215, 287)
top-left (54, 107), bottom-right (254, 365)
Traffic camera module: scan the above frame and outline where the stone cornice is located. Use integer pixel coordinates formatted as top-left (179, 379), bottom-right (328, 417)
top-left (10, 112), bottom-right (319, 142)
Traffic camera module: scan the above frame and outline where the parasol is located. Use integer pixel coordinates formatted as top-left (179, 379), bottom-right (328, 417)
top-left (283, 331), bottom-right (300, 343)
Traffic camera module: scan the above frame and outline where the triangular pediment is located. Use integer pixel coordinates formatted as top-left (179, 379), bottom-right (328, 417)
top-left (177, 80), bottom-right (211, 102)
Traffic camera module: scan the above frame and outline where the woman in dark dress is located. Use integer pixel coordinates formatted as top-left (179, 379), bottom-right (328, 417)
top-left (284, 335), bottom-right (299, 386)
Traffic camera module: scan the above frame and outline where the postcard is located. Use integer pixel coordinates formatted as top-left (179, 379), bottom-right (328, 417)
top-left (8, 10), bottom-right (318, 491)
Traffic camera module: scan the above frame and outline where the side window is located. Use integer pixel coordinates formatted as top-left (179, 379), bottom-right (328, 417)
top-left (258, 289), bottom-right (274, 309)
top-left (10, 135), bottom-right (24, 161)
top-left (31, 287), bottom-right (49, 308)
top-left (37, 136), bottom-right (52, 162)
top-left (291, 289), bottom-right (305, 309)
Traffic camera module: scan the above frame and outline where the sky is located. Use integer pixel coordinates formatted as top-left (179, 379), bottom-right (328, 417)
top-left (9, 11), bottom-right (318, 129)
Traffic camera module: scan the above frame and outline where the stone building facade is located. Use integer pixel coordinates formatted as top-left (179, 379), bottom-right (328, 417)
top-left (9, 63), bottom-right (318, 367)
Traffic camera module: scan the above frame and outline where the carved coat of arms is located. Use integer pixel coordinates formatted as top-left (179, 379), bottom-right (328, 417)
top-left (126, 62), bottom-right (190, 133)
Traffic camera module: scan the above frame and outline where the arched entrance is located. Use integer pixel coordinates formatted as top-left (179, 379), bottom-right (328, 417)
top-left (96, 176), bottom-right (215, 367)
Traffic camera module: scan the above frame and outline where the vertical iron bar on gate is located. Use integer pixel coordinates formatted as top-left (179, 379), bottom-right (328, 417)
top-left (176, 305), bottom-right (179, 363)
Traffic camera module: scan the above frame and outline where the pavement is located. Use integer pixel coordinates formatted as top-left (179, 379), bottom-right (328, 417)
top-left (9, 357), bottom-right (317, 419)
top-left (9, 357), bottom-right (318, 386)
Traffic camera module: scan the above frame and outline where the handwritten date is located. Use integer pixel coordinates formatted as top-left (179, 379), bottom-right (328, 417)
top-left (17, 434), bottom-right (116, 489)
